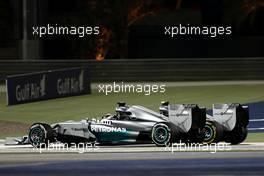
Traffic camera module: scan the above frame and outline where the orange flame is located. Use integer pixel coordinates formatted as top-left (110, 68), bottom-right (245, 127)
top-left (95, 27), bottom-right (112, 61)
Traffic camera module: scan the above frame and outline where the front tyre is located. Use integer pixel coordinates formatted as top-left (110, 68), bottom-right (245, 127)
top-left (151, 123), bottom-right (171, 147)
top-left (28, 123), bottom-right (53, 148)
top-left (203, 121), bottom-right (217, 144)
top-left (203, 121), bottom-right (223, 144)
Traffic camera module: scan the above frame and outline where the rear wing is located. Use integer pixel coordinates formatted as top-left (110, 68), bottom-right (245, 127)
top-left (212, 104), bottom-right (249, 131)
top-left (168, 104), bottom-right (206, 133)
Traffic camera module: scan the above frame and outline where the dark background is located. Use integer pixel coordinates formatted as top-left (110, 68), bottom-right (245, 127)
top-left (0, 0), bottom-right (263, 60)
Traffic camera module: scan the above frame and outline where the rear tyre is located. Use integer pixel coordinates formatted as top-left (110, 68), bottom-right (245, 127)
top-left (203, 121), bottom-right (223, 144)
top-left (227, 127), bottom-right (248, 145)
top-left (151, 123), bottom-right (171, 147)
top-left (28, 123), bottom-right (54, 148)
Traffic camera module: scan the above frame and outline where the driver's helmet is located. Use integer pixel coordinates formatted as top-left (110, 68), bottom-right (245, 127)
top-left (116, 102), bottom-right (128, 112)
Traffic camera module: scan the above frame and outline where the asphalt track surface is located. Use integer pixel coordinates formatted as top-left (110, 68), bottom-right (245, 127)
top-left (0, 142), bottom-right (264, 176)
top-left (0, 156), bottom-right (264, 176)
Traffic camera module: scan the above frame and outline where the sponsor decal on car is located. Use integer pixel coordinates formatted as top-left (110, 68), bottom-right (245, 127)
top-left (91, 126), bottom-right (127, 133)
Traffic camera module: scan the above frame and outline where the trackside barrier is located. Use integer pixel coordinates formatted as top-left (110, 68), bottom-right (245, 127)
top-left (6, 67), bottom-right (91, 105)
top-left (0, 58), bottom-right (264, 81)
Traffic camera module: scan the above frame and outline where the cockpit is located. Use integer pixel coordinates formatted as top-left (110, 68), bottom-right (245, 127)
top-left (102, 102), bottom-right (166, 122)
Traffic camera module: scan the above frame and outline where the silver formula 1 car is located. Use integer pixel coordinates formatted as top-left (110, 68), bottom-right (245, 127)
top-left (159, 102), bottom-right (249, 144)
top-left (9, 102), bottom-right (206, 147)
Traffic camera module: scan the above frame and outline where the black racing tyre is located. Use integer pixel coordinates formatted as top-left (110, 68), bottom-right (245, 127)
top-left (203, 121), bottom-right (223, 144)
top-left (180, 129), bottom-right (205, 144)
top-left (189, 129), bottom-right (205, 143)
top-left (228, 127), bottom-right (248, 145)
top-left (28, 123), bottom-right (54, 148)
top-left (151, 123), bottom-right (171, 147)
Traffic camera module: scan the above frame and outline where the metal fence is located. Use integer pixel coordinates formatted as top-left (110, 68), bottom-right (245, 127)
top-left (0, 58), bottom-right (264, 82)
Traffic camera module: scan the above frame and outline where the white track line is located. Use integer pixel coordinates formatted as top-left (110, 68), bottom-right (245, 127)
top-left (1, 143), bottom-right (264, 154)
top-left (248, 128), bottom-right (264, 131)
top-left (250, 119), bottom-right (264, 122)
